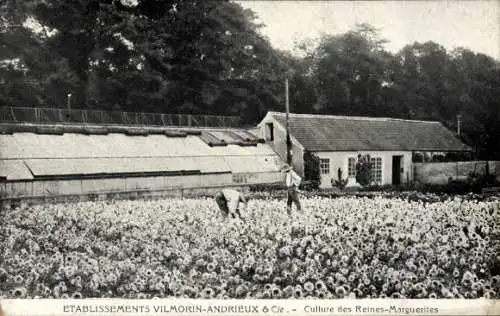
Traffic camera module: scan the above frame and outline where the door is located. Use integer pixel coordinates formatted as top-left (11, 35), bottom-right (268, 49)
top-left (392, 155), bottom-right (402, 185)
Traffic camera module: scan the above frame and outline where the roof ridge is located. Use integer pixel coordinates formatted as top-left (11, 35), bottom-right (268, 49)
top-left (268, 111), bottom-right (440, 124)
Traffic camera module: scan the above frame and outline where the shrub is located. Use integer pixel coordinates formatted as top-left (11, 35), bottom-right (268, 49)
top-left (331, 168), bottom-right (348, 190)
top-left (412, 152), bottom-right (424, 163)
top-left (250, 183), bottom-right (283, 192)
top-left (445, 152), bottom-right (473, 162)
top-left (302, 151), bottom-right (320, 191)
top-left (355, 154), bottom-right (372, 187)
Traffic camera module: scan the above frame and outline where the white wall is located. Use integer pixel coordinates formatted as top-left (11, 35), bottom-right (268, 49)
top-left (414, 160), bottom-right (500, 185)
top-left (258, 114), bottom-right (304, 177)
top-left (314, 151), bottom-right (413, 189)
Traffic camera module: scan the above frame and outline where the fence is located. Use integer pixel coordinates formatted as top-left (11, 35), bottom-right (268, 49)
top-left (413, 161), bottom-right (500, 185)
top-left (0, 106), bottom-right (241, 128)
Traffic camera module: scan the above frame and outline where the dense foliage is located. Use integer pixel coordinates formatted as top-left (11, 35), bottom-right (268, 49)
top-left (291, 25), bottom-right (500, 159)
top-left (332, 168), bottom-right (348, 190)
top-left (0, 0), bottom-right (287, 121)
top-left (1, 196), bottom-right (499, 299)
top-left (355, 154), bottom-right (373, 187)
top-left (302, 150), bottom-right (321, 190)
top-left (1, 2), bottom-right (499, 158)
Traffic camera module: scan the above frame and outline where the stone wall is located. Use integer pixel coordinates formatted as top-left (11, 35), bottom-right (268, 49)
top-left (413, 161), bottom-right (500, 185)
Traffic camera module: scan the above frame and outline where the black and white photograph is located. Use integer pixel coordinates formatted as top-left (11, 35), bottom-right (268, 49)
top-left (0, 0), bottom-right (499, 314)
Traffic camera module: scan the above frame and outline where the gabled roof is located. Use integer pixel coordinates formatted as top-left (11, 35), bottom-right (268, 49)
top-left (266, 111), bottom-right (471, 152)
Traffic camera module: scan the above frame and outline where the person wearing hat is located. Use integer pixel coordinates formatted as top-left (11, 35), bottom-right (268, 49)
top-left (282, 164), bottom-right (302, 214)
top-left (215, 188), bottom-right (248, 221)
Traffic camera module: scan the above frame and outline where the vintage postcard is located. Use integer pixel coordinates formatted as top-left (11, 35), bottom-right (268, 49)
top-left (0, 0), bottom-right (499, 315)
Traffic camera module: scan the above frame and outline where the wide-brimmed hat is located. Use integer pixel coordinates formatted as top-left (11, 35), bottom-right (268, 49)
top-left (281, 164), bottom-right (293, 172)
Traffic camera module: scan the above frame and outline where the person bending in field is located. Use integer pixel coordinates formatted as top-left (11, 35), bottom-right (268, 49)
top-left (215, 188), bottom-right (248, 221)
top-left (282, 164), bottom-right (302, 214)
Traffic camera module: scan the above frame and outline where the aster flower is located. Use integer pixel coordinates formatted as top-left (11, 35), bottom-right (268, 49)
top-left (303, 282), bottom-right (315, 292)
top-left (315, 280), bottom-right (326, 292)
top-left (294, 288), bottom-right (303, 298)
top-left (271, 287), bottom-right (282, 298)
top-left (335, 285), bottom-right (347, 298)
top-left (12, 287), bottom-right (27, 298)
top-left (1, 195), bottom-right (499, 299)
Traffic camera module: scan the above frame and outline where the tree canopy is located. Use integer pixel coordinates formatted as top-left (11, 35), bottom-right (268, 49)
top-left (1, 0), bottom-right (287, 121)
top-left (288, 24), bottom-right (499, 158)
top-left (1, 2), bottom-right (499, 158)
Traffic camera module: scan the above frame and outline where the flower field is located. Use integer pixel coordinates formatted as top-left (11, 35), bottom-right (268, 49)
top-left (1, 195), bottom-right (499, 299)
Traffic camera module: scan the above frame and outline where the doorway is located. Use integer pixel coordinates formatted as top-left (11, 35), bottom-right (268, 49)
top-left (392, 155), bottom-right (403, 185)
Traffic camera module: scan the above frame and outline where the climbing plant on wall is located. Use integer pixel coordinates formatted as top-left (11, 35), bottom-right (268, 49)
top-left (303, 150), bottom-right (321, 190)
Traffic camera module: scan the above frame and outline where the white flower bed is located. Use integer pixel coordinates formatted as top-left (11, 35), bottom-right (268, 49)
top-left (0, 196), bottom-right (499, 299)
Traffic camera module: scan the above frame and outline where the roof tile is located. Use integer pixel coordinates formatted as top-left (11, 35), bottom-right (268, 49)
top-left (271, 112), bottom-right (471, 152)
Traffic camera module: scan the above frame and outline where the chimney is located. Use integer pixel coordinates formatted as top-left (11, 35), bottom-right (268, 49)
top-left (456, 114), bottom-right (462, 137)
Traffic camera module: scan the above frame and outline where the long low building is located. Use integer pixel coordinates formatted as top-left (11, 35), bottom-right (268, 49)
top-left (0, 123), bottom-right (285, 200)
top-left (258, 111), bottom-right (472, 189)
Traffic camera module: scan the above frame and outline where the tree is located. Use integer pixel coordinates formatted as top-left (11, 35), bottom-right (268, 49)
top-left (447, 49), bottom-right (500, 159)
top-left (3, 7), bottom-right (500, 161)
top-left (127, 0), bottom-right (288, 119)
top-left (0, 0), bottom-right (80, 107)
top-left (277, 49), bottom-right (318, 114)
top-left (1, 0), bottom-right (287, 122)
top-left (392, 43), bottom-right (500, 158)
top-left (307, 26), bottom-right (500, 159)
top-left (311, 24), bottom-right (392, 116)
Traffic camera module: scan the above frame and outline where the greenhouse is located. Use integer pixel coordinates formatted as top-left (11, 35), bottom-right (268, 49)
top-left (0, 122), bottom-right (285, 200)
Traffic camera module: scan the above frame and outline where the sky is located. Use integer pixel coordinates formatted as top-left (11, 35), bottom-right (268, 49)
top-left (237, 1), bottom-right (500, 59)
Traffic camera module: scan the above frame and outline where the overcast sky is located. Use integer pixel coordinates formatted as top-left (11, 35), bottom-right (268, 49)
top-left (237, 1), bottom-right (499, 59)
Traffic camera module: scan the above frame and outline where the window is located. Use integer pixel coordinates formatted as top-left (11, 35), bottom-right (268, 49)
top-left (348, 157), bottom-right (356, 177)
top-left (265, 123), bottom-right (274, 141)
top-left (319, 158), bottom-right (330, 175)
top-left (370, 157), bottom-right (382, 183)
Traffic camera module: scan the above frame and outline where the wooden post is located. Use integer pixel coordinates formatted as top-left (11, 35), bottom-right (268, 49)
top-left (9, 107), bottom-right (17, 122)
top-left (82, 110), bottom-right (88, 124)
top-left (66, 93), bottom-right (72, 122)
top-left (67, 94), bottom-right (72, 111)
top-left (285, 78), bottom-right (292, 165)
